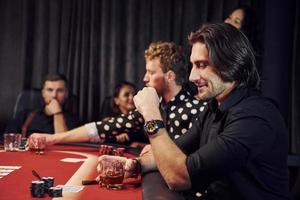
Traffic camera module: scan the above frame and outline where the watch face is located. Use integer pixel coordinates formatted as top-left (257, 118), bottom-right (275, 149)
top-left (144, 120), bottom-right (164, 135)
top-left (147, 121), bottom-right (156, 133)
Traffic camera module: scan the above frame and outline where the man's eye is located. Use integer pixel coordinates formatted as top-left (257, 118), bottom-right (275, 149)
top-left (234, 20), bottom-right (241, 25)
top-left (196, 62), bottom-right (207, 68)
top-left (57, 89), bottom-right (65, 93)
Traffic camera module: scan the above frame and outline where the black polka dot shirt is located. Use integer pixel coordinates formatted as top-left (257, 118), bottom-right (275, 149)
top-left (160, 88), bottom-right (207, 139)
top-left (85, 87), bottom-right (207, 143)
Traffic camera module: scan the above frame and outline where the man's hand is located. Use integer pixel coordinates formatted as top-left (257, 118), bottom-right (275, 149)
top-left (44, 99), bottom-right (62, 116)
top-left (96, 155), bottom-right (141, 182)
top-left (140, 144), bottom-right (152, 156)
top-left (139, 145), bottom-right (157, 173)
top-left (133, 87), bottom-right (161, 121)
top-left (98, 145), bottom-right (114, 156)
top-left (27, 133), bottom-right (56, 148)
top-left (116, 133), bottom-right (130, 143)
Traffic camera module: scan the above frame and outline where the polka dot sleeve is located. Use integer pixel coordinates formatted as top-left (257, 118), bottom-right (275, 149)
top-left (95, 110), bottom-right (145, 143)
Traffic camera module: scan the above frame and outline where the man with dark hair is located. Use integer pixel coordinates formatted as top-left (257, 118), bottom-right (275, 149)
top-left (129, 23), bottom-right (290, 199)
top-left (28, 42), bottom-right (207, 146)
top-left (5, 73), bottom-right (78, 137)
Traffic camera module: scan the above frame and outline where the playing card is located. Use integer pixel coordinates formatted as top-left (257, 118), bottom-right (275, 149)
top-left (56, 185), bottom-right (84, 193)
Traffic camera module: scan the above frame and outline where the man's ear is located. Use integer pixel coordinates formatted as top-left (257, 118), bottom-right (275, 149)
top-left (65, 89), bottom-right (69, 100)
top-left (114, 97), bottom-right (119, 106)
top-left (166, 70), bottom-right (176, 82)
top-left (41, 88), bottom-right (47, 101)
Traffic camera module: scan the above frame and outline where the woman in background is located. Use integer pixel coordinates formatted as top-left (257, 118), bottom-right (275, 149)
top-left (100, 81), bottom-right (136, 119)
top-left (100, 81), bottom-right (143, 145)
top-left (224, 5), bottom-right (257, 45)
top-left (225, 5), bottom-right (262, 75)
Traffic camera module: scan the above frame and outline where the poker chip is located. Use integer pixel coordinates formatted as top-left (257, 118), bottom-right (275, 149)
top-left (19, 137), bottom-right (27, 150)
top-left (30, 178), bottom-right (62, 198)
top-left (114, 148), bottom-right (125, 156)
top-left (30, 180), bottom-right (45, 198)
top-left (48, 186), bottom-right (63, 197)
top-left (42, 177), bottom-right (54, 192)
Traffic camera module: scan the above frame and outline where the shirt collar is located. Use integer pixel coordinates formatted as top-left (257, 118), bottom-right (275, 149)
top-left (160, 88), bottom-right (189, 109)
top-left (208, 87), bottom-right (259, 113)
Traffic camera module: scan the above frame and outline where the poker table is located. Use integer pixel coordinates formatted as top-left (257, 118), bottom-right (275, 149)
top-left (0, 143), bottom-right (142, 200)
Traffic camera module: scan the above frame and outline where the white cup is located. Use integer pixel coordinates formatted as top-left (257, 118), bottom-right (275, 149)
top-left (3, 133), bottom-right (22, 151)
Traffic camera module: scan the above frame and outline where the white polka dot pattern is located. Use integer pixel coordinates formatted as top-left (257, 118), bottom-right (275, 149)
top-left (186, 102), bottom-right (192, 108)
top-left (104, 125), bottom-right (110, 131)
top-left (169, 113), bottom-right (175, 119)
top-left (193, 100), bottom-right (199, 104)
top-left (191, 109), bottom-right (197, 114)
top-left (200, 106), bottom-right (205, 112)
top-left (125, 122), bottom-right (132, 128)
top-left (182, 114), bottom-right (188, 120)
top-left (178, 108), bottom-right (183, 113)
top-left (94, 88), bottom-right (207, 143)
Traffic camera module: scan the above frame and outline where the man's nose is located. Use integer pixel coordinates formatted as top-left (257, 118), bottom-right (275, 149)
top-left (143, 74), bottom-right (148, 82)
top-left (189, 67), bottom-right (198, 82)
top-left (51, 91), bottom-right (58, 98)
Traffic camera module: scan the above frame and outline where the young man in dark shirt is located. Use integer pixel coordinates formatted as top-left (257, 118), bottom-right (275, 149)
top-left (129, 23), bottom-right (290, 199)
top-left (5, 74), bottom-right (78, 137)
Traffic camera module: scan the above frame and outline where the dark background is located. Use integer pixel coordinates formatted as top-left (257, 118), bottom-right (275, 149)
top-left (0, 0), bottom-right (299, 153)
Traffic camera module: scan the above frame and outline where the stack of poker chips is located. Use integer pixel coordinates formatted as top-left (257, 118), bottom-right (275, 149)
top-left (98, 145), bottom-right (125, 156)
top-left (30, 177), bottom-right (62, 198)
top-left (30, 181), bottom-right (45, 198)
top-left (42, 177), bottom-right (54, 192)
top-left (48, 186), bottom-right (63, 197)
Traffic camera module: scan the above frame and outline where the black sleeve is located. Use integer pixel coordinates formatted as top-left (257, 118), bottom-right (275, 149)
top-left (174, 118), bottom-right (201, 155)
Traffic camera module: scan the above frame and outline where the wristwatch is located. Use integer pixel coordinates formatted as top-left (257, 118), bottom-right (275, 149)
top-left (144, 120), bottom-right (165, 136)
